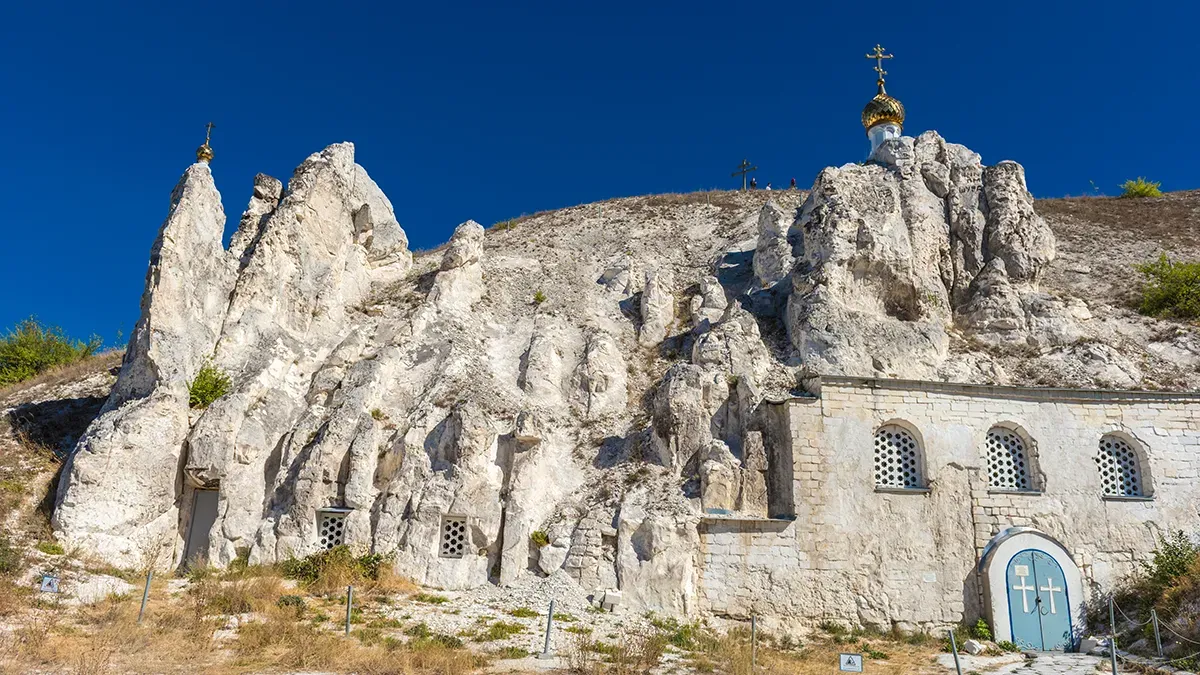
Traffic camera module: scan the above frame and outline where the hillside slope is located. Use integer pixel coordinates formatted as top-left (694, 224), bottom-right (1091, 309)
top-left (40, 134), bottom-right (1200, 619)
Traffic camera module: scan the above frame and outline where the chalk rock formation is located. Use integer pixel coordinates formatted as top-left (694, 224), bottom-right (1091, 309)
top-left (787, 131), bottom-right (1062, 379)
top-left (52, 133), bottom-right (1200, 619)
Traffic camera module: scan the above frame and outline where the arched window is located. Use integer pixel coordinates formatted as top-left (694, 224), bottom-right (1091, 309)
top-left (1095, 435), bottom-right (1146, 497)
top-left (874, 424), bottom-right (924, 489)
top-left (985, 426), bottom-right (1034, 491)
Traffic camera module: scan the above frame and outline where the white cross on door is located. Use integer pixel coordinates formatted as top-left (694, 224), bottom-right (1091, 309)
top-left (1012, 575), bottom-right (1036, 613)
top-left (1039, 576), bottom-right (1062, 614)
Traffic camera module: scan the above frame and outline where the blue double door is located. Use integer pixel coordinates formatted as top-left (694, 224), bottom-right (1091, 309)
top-left (1006, 550), bottom-right (1072, 651)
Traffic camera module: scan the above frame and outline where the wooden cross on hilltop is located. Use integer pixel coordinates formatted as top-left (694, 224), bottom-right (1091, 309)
top-left (732, 158), bottom-right (757, 191)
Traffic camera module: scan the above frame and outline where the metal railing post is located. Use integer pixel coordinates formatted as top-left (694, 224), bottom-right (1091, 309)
top-left (1109, 595), bottom-right (1119, 675)
top-left (947, 629), bottom-right (963, 675)
top-left (1151, 608), bottom-right (1163, 658)
top-left (137, 570), bottom-right (153, 624)
top-left (345, 585), bottom-right (353, 636)
top-left (538, 599), bottom-right (555, 659)
top-left (751, 614), bottom-right (757, 670)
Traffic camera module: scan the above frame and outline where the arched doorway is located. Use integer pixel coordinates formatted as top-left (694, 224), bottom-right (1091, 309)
top-left (979, 527), bottom-right (1084, 651)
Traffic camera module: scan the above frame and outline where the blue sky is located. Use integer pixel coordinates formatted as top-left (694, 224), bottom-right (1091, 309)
top-left (0, 1), bottom-right (1195, 344)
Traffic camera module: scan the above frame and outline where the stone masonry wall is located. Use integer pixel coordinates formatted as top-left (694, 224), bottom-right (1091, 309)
top-left (697, 377), bottom-right (1200, 632)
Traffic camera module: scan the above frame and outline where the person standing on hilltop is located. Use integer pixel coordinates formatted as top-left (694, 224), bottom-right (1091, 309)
top-left (790, 177), bottom-right (796, 189)
top-left (750, 177), bottom-right (757, 189)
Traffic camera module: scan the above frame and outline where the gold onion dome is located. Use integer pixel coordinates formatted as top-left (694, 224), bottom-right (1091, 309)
top-left (862, 44), bottom-right (904, 134)
top-left (861, 83), bottom-right (905, 132)
top-left (195, 122), bottom-right (215, 163)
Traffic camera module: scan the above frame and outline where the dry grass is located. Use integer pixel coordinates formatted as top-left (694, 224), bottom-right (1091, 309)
top-left (0, 350), bottom-right (121, 404)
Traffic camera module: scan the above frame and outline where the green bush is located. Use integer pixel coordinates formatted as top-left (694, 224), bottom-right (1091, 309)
top-left (507, 606), bottom-right (538, 618)
top-left (188, 360), bottom-right (231, 408)
top-left (1120, 177), bottom-right (1163, 198)
top-left (0, 318), bottom-right (101, 387)
top-left (35, 541), bottom-right (64, 556)
top-left (279, 545), bottom-right (390, 587)
top-left (530, 530), bottom-right (550, 548)
top-left (1136, 255), bottom-right (1200, 319)
top-left (996, 640), bottom-right (1019, 652)
top-left (532, 290), bottom-right (547, 305)
top-left (0, 537), bottom-right (20, 575)
top-left (413, 592), bottom-right (449, 604)
top-left (276, 594), bottom-right (307, 617)
top-left (969, 618), bottom-right (992, 641)
top-left (1140, 530), bottom-right (1199, 595)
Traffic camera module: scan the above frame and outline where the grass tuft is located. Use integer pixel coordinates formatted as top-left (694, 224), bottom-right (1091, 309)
top-left (1120, 177), bottom-right (1163, 198)
top-left (1137, 254), bottom-right (1200, 319)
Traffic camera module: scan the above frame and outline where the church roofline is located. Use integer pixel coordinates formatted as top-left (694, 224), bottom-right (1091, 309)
top-left (775, 374), bottom-right (1200, 405)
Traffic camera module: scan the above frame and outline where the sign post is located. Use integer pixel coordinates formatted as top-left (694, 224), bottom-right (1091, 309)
top-left (839, 652), bottom-right (864, 672)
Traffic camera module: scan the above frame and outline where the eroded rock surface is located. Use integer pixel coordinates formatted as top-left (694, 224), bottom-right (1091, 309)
top-left (51, 135), bottom-right (1200, 618)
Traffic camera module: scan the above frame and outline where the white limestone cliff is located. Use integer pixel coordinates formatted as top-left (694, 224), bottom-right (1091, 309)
top-left (52, 133), bottom-right (1200, 618)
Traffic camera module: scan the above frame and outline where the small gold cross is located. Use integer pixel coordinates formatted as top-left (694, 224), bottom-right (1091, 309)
top-left (865, 44), bottom-right (894, 80)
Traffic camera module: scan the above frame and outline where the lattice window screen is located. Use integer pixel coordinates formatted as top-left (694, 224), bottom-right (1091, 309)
top-left (873, 425), bottom-right (923, 489)
top-left (1095, 436), bottom-right (1144, 497)
top-left (439, 516), bottom-right (468, 559)
top-left (986, 428), bottom-right (1033, 490)
top-left (317, 511), bottom-right (347, 550)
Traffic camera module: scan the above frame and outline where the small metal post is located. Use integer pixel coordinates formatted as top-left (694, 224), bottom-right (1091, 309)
top-left (750, 614), bottom-right (757, 670)
top-left (538, 599), bottom-right (555, 659)
top-left (345, 585), bottom-right (353, 636)
top-left (137, 570), bottom-right (153, 624)
top-left (1109, 595), bottom-right (1119, 674)
top-left (947, 628), bottom-right (963, 675)
top-left (1151, 608), bottom-right (1163, 658)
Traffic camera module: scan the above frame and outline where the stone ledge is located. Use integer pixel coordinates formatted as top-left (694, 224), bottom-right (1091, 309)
top-left (813, 375), bottom-right (1200, 404)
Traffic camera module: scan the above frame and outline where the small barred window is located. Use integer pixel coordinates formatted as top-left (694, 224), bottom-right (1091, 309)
top-left (873, 425), bottom-right (923, 489)
top-left (986, 427), bottom-right (1033, 490)
top-left (317, 510), bottom-right (348, 549)
top-left (1095, 435), bottom-right (1144, 497)
top-left (439, 516), bottom-right (468, 559)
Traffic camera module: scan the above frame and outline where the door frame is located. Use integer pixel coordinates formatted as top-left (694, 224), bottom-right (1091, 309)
top-left (979, 527), bottom-right (1084, 650)
top-left (1004, 548), bottom-right (1073, 650)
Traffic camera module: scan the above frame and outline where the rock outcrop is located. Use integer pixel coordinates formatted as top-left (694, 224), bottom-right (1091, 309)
top-left (51, 133), bottom-right (1200, 619)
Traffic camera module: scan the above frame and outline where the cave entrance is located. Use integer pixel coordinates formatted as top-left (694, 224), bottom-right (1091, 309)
top-left (183, 488), bottom-right (219, 567)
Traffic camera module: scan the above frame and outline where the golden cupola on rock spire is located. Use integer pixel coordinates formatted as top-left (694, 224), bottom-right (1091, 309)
top-left (196, 122), bottom-right (215, 163)
top-left (862, 45), bottom-right (905, 155)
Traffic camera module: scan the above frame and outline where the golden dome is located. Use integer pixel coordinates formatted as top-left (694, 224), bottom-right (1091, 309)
top-left (862, 82), bottom-right (905, 133)
top-left (196, 143), bottom-right (214, 163)
top-left (195, 122), bottom-right (215, 163)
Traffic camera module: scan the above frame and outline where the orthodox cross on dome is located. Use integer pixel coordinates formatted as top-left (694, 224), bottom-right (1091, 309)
top-left (196, 121), bottom-right (215, 163)
top-left (731, 158), bottom-right (757, 191)
top-left (865, 44), bottom-right (894, 93)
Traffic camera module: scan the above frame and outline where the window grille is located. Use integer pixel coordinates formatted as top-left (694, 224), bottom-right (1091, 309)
top-left (873, 425), bottom-right (923, 489)
top-left (986, 427), bottom-right (1033, 490)
top-left (1095, 435), bottom-right (1144, 497)
top-left (317, 510), bottom-right (348, 549)
top-left (439, 515), bottom-right (468, 559)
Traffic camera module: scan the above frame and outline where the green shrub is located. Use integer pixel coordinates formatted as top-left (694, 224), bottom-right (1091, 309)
top-left (405, 621), bottom-right (432, 638)
top-left (188, 360), bottom-right (231, 408)
top-left (278, 545), bottom-right (391, 589)
top-left (530, 530), bottom-right (550, 548)
top-left (1140, 530), bottom-right (1199, 595)
top-left (1120, 177), bottom-right (1163, 198)
top-left (370, 408), bottom-right (385, 421)
top-left (413, 592), bottom-right (450, 604)
top-left (35, 541), bottom-right (64, 556)
top-left (532, 290), bottom-right (547, 305)
top-left (1137, 255), bottom-right (1200, 319)
top-left (969, 618), bottom-right (992, 641)
top-left (496, 646), bottom-right (531, 658)
top-left (276, 594), bottom-right (307, 617)
top-left (507, 606), bottom-right (538, 618)
top-left (0, 318), bottom-right (101, 387)
top-left (996, 640), bottom-right (1020, 652)
top-left (477, 621), bottom-right (525, 641)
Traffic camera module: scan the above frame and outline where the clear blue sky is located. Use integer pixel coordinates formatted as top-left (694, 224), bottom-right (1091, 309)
top-left (0, 1), bottom-right (1195, 344)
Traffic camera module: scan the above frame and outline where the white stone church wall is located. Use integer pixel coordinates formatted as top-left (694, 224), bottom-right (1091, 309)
top-left (697, 377), bottom-right (1200, 631)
